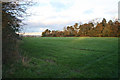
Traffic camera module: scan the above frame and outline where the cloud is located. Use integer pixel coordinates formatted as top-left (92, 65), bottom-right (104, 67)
top-left (50, 0), bottom-right (73, 12)
top-left (84, 9), bottom-right (94, 14)
top-left (22, 0), bottom-right (119, 34)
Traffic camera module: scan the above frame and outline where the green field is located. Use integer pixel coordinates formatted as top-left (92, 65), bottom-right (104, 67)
top-left (3, 37), bottom-right (118, 78)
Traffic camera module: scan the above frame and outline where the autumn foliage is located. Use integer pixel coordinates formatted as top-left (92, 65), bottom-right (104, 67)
top-left (42, 18), bottom-right (120, 37)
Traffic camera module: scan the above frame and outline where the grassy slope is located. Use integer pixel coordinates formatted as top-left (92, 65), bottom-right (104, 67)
top-left (4, 37), bottom-right (118, 78)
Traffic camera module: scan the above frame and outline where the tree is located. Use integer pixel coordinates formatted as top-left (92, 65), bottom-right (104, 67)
top-left (74, 23), bottom-right (79, 29)
top-left (102, 18), bottom-right (107, 26)
top-left (2, 1), bottom-right (33, 63)
top-left (113, 21), bottom-right (120, 37)
top-left (95, 23), bottom-right (104, 37)
top-left (42, 29), bottom-right (51, 37)
top-left (66, 26), bottom-right (75, 36)
top-left (108, 20), bottom-right (113, 25)
top-left (102, 24), bottom-right (111, 37)
top-left (87, 22), bottom-right (94, 36)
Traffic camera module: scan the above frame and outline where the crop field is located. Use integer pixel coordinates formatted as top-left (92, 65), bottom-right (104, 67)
top-left (3, 37), bottom-right (118, 78)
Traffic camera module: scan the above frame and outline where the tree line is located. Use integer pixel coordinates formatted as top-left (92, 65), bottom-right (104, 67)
top-left (42, 18), bottom-right (120, 37)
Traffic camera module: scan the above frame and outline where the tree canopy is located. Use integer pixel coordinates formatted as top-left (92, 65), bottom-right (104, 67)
top-left (42, 18), bottom-right (120, 37)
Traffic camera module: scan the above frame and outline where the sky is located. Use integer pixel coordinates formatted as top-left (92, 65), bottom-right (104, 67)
top-left (21, 0), bottom-right (119, 35)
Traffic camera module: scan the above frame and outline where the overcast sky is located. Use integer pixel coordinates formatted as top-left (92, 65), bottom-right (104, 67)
top-left (21, 0), bottom-right (119, 35)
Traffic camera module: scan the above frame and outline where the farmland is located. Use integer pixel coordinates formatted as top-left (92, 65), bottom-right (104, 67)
top-left (3, 37), bottom-right (118, 78)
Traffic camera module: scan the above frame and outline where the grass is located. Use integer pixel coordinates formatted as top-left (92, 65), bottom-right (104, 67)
top-left (3, 37), bottom-right (118, 78)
